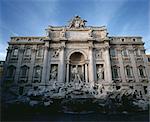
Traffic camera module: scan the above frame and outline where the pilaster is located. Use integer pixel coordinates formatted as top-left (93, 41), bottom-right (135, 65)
top-left (129, 48), bottom-right (140, 82)
top-left (41, 41), bottom-right (49, 84)
top-left (58, 40), bottom-right (66, 83)
top-left (117, 48), bottom-right (126, 82)
top-left (103, 41), bottom-right (112, 82)
top-left (85, 61), bottom-right (88, 83)
top-left (66, 60), bottom-right (70, 83)
top-left (14, 46), bottom-right (24, 83)
top-left (45, 49), bottom-right (51, 83)
top-left (141, 50), bottom-right (150, 82)
top-left (28, 45), bottom-right (36, 84)
top-left (103, 40), bottom-right (112, 82)
top-left (88, 39), bottom-right (95, 83)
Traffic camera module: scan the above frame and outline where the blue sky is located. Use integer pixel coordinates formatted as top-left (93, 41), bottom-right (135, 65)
top-left (0, 0), bottom-right (150, 60)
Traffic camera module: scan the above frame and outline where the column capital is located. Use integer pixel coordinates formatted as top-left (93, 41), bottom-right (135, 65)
top-left (31, 46), bottom-right (37, 52)
top-left (103, 37), bottom-right (111, 42)
top-left (59, 41), bottom-right (66, 50)
top-left (60, 46), bottom-right (65, 51)
top-left (19, 47), bottom-right (25, 52)
top-left (128, 48), bottom-right (134, 53)
top-left (116, 47), bottom-right (122, 51)
top-left (103, 45), bottom-right (110, 51)
top-left (85, 60), bottom-right (89, 64)
top-left (88, 41), bottom-right (94, 49)
top-left (116, 48), bottom-right (123, 55)
top-left (44, 46), bottom-right (49, 50)
top-left (66, 60), bottom-right (70, 64)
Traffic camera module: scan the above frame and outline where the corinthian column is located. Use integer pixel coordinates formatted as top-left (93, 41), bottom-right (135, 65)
top-left (14, 46), bottom-right (24, 83)
top-left (58, 41), bottom-right (66, 83)
top-left (103, 42), bottom-right (112, 82)
top-left (88, 40), bottom-right (95, 83)
top-left (66, 60), bottom-right (70, 83)
top-left (129, 48), bottom-right (140, 82)
top-left (117, 48), bottom-right (126, 82)
top-left (28, 45), bottom-right (36, 83)
top-left (41, 41), bottom-right (49, 84)
top-left (85, 62), bottom-right (88, 83)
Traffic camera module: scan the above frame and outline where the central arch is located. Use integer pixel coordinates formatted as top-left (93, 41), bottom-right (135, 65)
top-left (67, 49), bottom-right (88, 61)
top-left (70, 52), bottom-right (85, 65)
top-left (66, 50), bottom-right (88, 83)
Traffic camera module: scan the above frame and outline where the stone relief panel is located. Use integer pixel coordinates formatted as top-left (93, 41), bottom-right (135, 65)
top-left (47, 30), bottom-right (60, 39)
top-left (51, 48), bottom-right (60, 58)
top-left (92, 31), bottom-right (102, 39)
top-left (60, 28), bottom-right (66, 38)
top-left (67, 31), bottom-right (89, 40)
top-left (95, 49), bottom-right (103, 59)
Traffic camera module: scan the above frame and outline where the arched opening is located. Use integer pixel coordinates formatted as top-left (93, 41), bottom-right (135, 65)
top-left (70, 52), bottom-right (85, 65)
top-left (67, 52), bottom-right (87, 83)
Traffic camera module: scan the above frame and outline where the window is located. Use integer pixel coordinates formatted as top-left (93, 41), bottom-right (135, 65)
top-left (126, 66), bottom-right (133, 78)
top-left (34, 66), bottom-right (42, 78)
top-left (138, 66), bottom-right (146, 78)
top-left (110, 48), bottom-right (116, 57)
top-left (121, 38), bottom-right (125, 42)
top-left (133, 38), bottom-right (136, 41)
top-left (139, 69), bottom-right (144, 78)
top-left (148, 57), bottom-right (150, 62)
top-left (13, 49), bottom-right (18, 56)
top-left (112, 66), bottom-right (119, 78)
top-left (7, 66), bottom-right (16, 78)
top-left (20, 66), bottom-right (29, 78)
top-left (122, 49), bottom-right (128, 57)
top-left (16, 39), bottom-right (19, 41)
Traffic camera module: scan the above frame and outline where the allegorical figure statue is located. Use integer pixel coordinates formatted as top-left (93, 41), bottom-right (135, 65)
top-left (68, 15), bottom-right (87, 28)
top-left (71, 66), bottom-right (82, 83)
top-left (50, 66), bottom-right (57, 80)
top-left (97, 65), bottom-right (104, 80)
top-left (88, 29), bottom-right (93, 37)
top-left (60, 28), bottom-right (66, 38)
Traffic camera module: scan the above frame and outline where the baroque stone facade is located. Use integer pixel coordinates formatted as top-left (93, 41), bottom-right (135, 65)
top-left (2, 16), bottom-right (149, 101)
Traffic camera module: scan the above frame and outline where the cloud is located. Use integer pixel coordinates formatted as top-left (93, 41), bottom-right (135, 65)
top-left (92, 0), bottom-right (127, 26)
top-left (0, 41), bottom-right (7, 61)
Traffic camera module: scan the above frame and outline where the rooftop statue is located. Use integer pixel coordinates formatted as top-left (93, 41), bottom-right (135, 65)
top-left (68, 15), bottom-right (87, 28)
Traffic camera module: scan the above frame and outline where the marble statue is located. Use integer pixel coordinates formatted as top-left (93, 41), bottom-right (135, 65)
top-left (71, 66), bottom-right (82, 83)
top-left (88, 29), bottom-right (93, 37)
top-left (68, 15), bottom-right (87, 28)
top-left (61, 28), bottom-right (66, 38)
top-left (97, 65), bottom-right (104, 80)
top-left (50, 66), bottom-right (57, 80)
